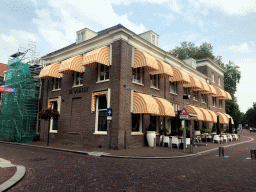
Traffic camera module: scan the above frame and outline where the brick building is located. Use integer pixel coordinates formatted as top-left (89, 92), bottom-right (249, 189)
top-left (39, 24), bottom-right (232, 149)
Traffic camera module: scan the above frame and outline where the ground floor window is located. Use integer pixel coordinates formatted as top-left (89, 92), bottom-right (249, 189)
top-left (132, 114), bottom-right (142, 132)
top-left (149, 115), bottom-right (158, 132)
top-left (95, 95), bottom-right (107, 132)
top-left (49, 100), bottom-right (58, 133)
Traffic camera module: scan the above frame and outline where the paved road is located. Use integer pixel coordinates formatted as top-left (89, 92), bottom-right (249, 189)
top-left (0, 131), bottom-right (256, 192)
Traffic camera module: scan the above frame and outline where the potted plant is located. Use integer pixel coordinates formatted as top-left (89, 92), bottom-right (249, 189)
top-left (159, 127), bottom-right (169, 136)
top-left (146, 122), bottom-right (156, 147)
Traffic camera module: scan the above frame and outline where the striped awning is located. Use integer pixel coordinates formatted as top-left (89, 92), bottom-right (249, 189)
top-left (133, 50), bottom-right (158, 72)
top-left (39, 63), bottom-right (61, 79)
top-left (133, 93), bottom-right (160, 115)
top-left (83, 46), bottom-right (110, 69)
top-left (184, 75), bottom-right (203, 90)
top-left (223, 91), bottom-right (232, 101)
top-left (169, 67), bottom-right (190, 84)
top-left (199, 108), bottom-right (212, 122)
top-left (186, 105), bottom-right (204, 121)
top-left (208, 84), bottom-right (217, 95)
top-left (153, 97), bottom-right (175, 117)
top-left (151, 60), bottom-right (173, 78)
top-left (213, 86), bottom-right (226, 99)
top-left (215, 112), bottom-right (229, 124)
top-left (199, 80), bottom-right (211, 94)
top-left (59, 55), bottom-right (83, 74)
top-left (207, 109), bottom-right (217, 123)
top-left (224, 114), bottom-right (234, 124)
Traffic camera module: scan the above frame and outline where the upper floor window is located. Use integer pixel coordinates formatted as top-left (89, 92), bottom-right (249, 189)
top-left (133, 68), bottom-right (143, 84)
top-left (98, 63), bottom-right (109, 82)
top-left (193, 91), bottom-right (198, 101)
top-left (95, 95), bottom-right (107, 133)
top-left (150, 74), bottom-right (159, 89)
top-left (53, 78), bottom-right (61, 90)
top-left (152, 35), bottom-right (155, 45)
top-left (170, 82), bottom-right (177, 94)
top-left (81, 31), bottom-right (85, 41)
top-left (73, 72), bottom-right (83, 86)
top-left (219, 99), bottom-right (222, 108)
top-left (201, 94), bottom-right (207, 104)
top-left (218, 77), bottom-right (221, 86)
top-left (183, 87), bottom-right (190, 95)
top-left (212, 73), bottom-right (215, 82)
top-left (213, 97), bottom-right (216, 107)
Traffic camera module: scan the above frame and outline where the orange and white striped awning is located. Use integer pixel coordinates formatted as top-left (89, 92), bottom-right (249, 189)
top-left (169, 67), bottom-right (190, 84)
top-left (151, 60), bottom-right (173, 78)
top-left (213, 86), bottom-right (226, 99)
top-left (132, 93), bottom-right (160, 115)
top-left (207, 109), bottom-right (217, 123)
top-left (199, 108), bottom-right (212, 122)
top-left (224, 113), bottom-right (234, 124)
top-left (83, 46), bottom-right (110, 69)
top-left (208, 84), bottom-right (217, 95)
top-left (215, 112), bottom-right (229, 124)
top-left (223, 91), bottom-right (232, 101)
top-left (153, 97), bottom-right (175, 117)
top-left (133, 49), bottom-right (158, 72)
top-left (184, 75), bottom-right (203, 90)
top-left (39, 63), bottom-right (61, 79)
top-left (59, 55), bottom-right (83, 75)
top-left (185, 105), bottom-right (204, 121)
top-left (199, 80), bottom-right (211, 94)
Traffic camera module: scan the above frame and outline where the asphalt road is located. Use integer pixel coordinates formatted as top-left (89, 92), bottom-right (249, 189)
top-left (1, 131), bottom-right (256, 192)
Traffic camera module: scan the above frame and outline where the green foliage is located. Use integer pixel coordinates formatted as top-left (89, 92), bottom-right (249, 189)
top-left (211, 125), bottom-right (217, 133)
top-left (224, 126), bottom-right (229, 133)
top-left (159, 127), bottom-right (170, 135)
top-left (243, 103), bottom-right (256, 127)
top-left (179, 127), bottom-right (190, 138)
top-left (201, 127), bottom-right (211, 134)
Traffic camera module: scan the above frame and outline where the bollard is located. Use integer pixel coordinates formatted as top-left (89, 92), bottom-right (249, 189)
top-left (169, 137), bottom-right (172, 151)
top-left (250, 149), bottom-right (256, 159)
top-left (154, 138), bottom-right (156, 149)
top-left (219, 147), bottom-right (224, 157)
top-left (190, 137), bottom-right (193, 153)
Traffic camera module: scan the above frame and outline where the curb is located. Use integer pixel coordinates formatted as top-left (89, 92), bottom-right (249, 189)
top-left (0, 164), bottom-right (26, 192)
top-left (0, 136), bottom-right (254, 160)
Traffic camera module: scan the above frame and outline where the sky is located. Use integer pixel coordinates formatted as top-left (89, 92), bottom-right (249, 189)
top-left (0, 0), bottom-right (255, 113)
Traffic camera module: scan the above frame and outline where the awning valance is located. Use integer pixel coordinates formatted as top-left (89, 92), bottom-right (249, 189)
top-left (223, 91), bottom-right (232, 101)
top-left (215, 112), bottom-right (229, 124)
top-left (153, 97), bottom-right (175, 117)
top-left (213, 86), bottom-right (226, 99)
top-left (207, 84), bottom-right (217, 95)
top-left (83, 46), bottom-right (110, 69)
top-left (151, 60), bottom-right (173, 78)
top-left (91, 90), bottom-right (108, 111)
top-left (186, 105), bottom-right (204, 121)
top-left (207, 110), bottom-right (217, 123)
top-left (199, 108), bottom-right (212, 122)
top-left (199, 80), bottom-right (211, 94)
top-left (224, 113), bottom-right (234, 124)
top-left (59, 55), bottom-right (83, 74)
top-left (133, 93), bottom-right (159, 115)
top-left (39, 63), bottom-right (61, 79)
top-left (169, 67), bottom-right (190, 84)
top-left (184, 75), bottom-right (203, 90)
top-left (133, 50), bottom-right (158, 72)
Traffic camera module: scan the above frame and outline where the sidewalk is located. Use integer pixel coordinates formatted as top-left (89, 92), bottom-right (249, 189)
top-left (1, 130), bottom-right (253, 159)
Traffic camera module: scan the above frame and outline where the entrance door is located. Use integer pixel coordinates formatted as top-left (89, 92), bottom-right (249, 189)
top-left (50, 101), bottom-right (58, 133)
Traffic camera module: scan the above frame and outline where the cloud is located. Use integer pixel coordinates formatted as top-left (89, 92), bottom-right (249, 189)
top-left (109, 0), bottom-right (170, 6)
top-left (197, 0), bottom-right (256, 15)
top-left (229, 43), bottom-right (253, 54)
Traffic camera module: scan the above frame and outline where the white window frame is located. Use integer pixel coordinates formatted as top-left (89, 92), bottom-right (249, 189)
top-left (97, 63), bottom-right (110, 82)
top-left (193, 91), bottom-right (198, 101)
top-left (131, 114), bottom-right (143, 135)
top-left (49, 96), bottom-right (61, 133)
top-left (212, 73), bottom-right (215, 82)
top-left (213, 97), bottom-right (216, 107)
top-left (94, 95), bottom-right (107, 134)
top-left (152, 34), bottom-right (156, 45)
top-left (73, 72), bottom-right (83, 87)
top-left (218, 77), bottom-right (221, 86)
top-left (132, 67), bottom-right (143, 84)
top-left (150, 74), bottom-right (159, 89)
top-left (53, 78), bottom-right (61, 91)
top-left (170, 82), bottom-right (177, 94)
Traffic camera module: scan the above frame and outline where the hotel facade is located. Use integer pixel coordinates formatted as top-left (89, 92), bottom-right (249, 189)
top-left (39, 24), bottom-right (233, 149)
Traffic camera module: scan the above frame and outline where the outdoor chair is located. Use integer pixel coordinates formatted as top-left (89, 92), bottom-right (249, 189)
top-left (227, 134), bottom-right (232, 142)
top-left (222, 135), bottom-right (228, 143)
top-left (195, 135), bottom-right (202, 143)
top-left (232, 134), bottom-right (239, 141)
top-left (170, 136), bottom-right (180, 148)
top-left (213, 135), bottom-right (222, 144)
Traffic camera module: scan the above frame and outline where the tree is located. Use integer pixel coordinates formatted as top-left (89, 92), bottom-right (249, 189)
top-left (243, 103), bottom-right (256, 127)
top-left (170, 41), bottom-right (243, 123)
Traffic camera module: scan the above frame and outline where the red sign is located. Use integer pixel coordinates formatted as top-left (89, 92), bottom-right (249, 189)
top-left (180, 108), bottom-right (189, 116)
top-left (0, 87), bottom-right (15, 93)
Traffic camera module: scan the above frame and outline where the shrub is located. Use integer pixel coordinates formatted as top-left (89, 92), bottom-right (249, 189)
top-left (39, 107), bottom-right (60, 120)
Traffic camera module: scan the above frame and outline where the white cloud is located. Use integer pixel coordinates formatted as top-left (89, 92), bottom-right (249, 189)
top-left (109, 0), bottom-right (170, 5)
top-left (229, 43), bottom-right (253, 54)
top-left (197, 0), bottom-right (256, 15)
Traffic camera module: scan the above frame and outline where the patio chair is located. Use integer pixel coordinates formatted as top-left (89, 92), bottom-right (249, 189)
top-left (213, 135), bottom-right (222, 144)
top-left (232, 134), bottom-right (239, 141)
top-left (170, 136), bottom-right (180, 148)
top-left (227, 134), bottom-right (232, 142)
top-left (222, 135), bottom-right (228, 143)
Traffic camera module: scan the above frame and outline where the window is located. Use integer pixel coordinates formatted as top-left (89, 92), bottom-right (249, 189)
top-left (219, 100), bottom-right (222, 108)
top-left (212, 73), bottom-right (215, 82)
top-left (193, 91), bottom-right (198, 101)
top-left (98, 64), bottom-right (109, 82)
top-left (132, 114), bottom-right (142, 133)
top-left (53, 78), bottom-right (61, 90)
top-left (95, 96), bottom-right (107, 133)
top-left (150, 74), bottom-right (159, 89)
top-left (213, 97), bottom-right (216, 107)
top-left (81, 31), bottom-right (85, 41)
top-left (73, 72), bottom-right (83, 86)
top-left (201, 94), bottom-right (207, 104)
top-left (49, 100), bottom-right (59, 133)
top-left (149, 115), bottom-right (158, 132)
top-left (77, 33), bottom-right (81, 43)
top-left (132, 68), bottom-right (143, 84)
top-left (183, 87), bottom-right (190, 95)
top-left (170, 82), bottom-right (177, 94)
top-left (218, 77), bottom-right (221, 86)
top-left (152, 35), bottom-right (155, 45)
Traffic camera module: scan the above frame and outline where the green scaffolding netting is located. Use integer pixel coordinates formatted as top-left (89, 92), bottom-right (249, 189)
top-left (0, 57), bottom-right (38, 143)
